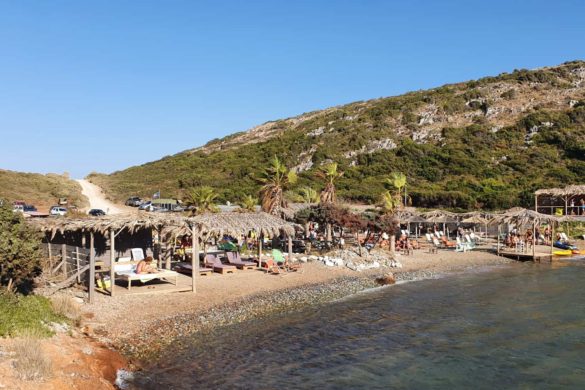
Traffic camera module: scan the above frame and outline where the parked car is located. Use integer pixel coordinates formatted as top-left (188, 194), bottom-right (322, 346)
top-left (13, 204), bottom-right (24, 213)
top-left (88, 209), bottom-right (106, 216)
top-left (138, 201), bottom-right (152, 210)
top-left (125, 197), bottom-right (143, 207)
top-left (50, 206), bottom-right (67, 216)
top-left (171, 205), bottom-right (186, 212)
top-left (23, 204), bottom-right (37, 212)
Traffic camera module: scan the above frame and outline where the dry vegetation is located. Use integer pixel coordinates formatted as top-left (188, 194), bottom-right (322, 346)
top-left (12, 330), bottom-right (53, 381)
top-left (0, 169), bottom-right (87, 212)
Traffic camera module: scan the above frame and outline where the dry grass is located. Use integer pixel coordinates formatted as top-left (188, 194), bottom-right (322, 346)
top-left (51, 295), bottom-right (81, 324)
top-left (12, 329), bottom-right (53, 381)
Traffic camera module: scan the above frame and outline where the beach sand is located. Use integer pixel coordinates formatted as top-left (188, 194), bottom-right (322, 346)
top-left (81, 246), bottom-right (514, 361)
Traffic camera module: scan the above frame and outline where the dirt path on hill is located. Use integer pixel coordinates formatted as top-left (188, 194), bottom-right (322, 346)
top-left (76, 180), bottom-right (128, 215)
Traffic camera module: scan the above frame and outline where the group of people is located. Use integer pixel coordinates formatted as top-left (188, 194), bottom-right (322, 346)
top-left (504, 226), bottom-right (553, 249)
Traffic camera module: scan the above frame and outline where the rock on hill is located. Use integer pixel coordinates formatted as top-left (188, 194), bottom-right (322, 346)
top-left (89, 61), bottom-right (585, 210)
top-left (0, 170), bottom-right (87, 212)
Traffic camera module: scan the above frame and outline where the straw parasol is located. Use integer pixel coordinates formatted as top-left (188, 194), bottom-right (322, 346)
top-left (489, 208), bottom-right (563, 258)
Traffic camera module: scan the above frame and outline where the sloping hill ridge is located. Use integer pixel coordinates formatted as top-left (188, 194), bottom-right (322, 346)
top-left (90, 61), bottom-right (585, 210)
top-left (0, 170), bottom-right (87, 212)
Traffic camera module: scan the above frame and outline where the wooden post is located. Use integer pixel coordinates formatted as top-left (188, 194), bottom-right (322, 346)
top-left (564, 197), bottom-right (568, 216)
top-left (532, 221), bottom-right (536, 261)
top-left (89, 232), bottom-right (95, 303)
top-left (81, 232), bottom-right (86, 248)
top-left (75, 247), bottom-right (81, 284)
top-left (110, 229), bottom-right (116, 297)
top-left (497, 225), bottom-right (501, 256)
top-left (288, 236), bottom-right (293, 262)
top-left (550, 223), bottom-right (554, 258)
top-left (48, 243), bottom-right (53, 276)
top-left (191, 231), bottom-right (199, 293)
top-left (258, 236), bottom-right (263, 269)
top-left (535, 194), bottom-right (538, 213)
top-left (61, 244), bottom-right (67, 277)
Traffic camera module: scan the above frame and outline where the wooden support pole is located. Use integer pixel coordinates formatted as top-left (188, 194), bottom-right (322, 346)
top-left (191, 230), bottom-right (199, 293)
top-left (110, 229), bottom-right (116, 297)
top-left (497, 225), bottom-right (501, 256)
top-left (48, 243), bottom-right (53, 276)
top-left (258, 236), bottom-right (263, 270)
top-left (75, 247), bottom-right (81, 284)
top-left (288, 236), bottom-right (293, 262)
top-left (535, 194), bottom-right (538, 213)
top-left (89, 232), bottom-right (95, 303)
top-left (81, 232), bottom-right (86, 248)
top-left (61, 244), bottom-right (67, 277)
top-left (532, 222), bottom-right (536, 260)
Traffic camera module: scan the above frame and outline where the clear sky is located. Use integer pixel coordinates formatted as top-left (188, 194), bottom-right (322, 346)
top-left (1, 0), bottom-right (584, 178)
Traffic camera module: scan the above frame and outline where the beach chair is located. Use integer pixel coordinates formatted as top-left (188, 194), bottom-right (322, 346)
top-left (464, 235), bottom-right (477, 250)
top-left (113, 261), bottom-right (179, 290)
top-left (204, 254), bottom-right (236, 274)
top-left (130, 248), bottom-right (145, 261)
top-left (173, 262), bottom-right (213, 276)
top-left (440, 236), bottom-right (456, 248)
top-left (226, 251), bottom-right (255, 270)
top-left (271, 249), bottom-right (302, 272)
top-left (455, 237), bottom-right (467, 252)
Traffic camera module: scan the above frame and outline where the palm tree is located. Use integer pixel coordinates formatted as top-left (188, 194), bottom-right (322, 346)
top-left (385, 172), bottom-right (407, 207)
top-left (239, 194), bottom-right (258, 212)
top-left (299, 186), bottom-right (319, 204)
top-left (380, 190), bottom-right (401, 215)
top-left (316, 162), bottom-right (343, 205)
top-left (184, 186), bottom-right (219, 215)
top-left (258, 156), bottom-right (297, 215)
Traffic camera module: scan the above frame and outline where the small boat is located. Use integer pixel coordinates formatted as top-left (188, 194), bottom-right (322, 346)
top-left (553, 249), bottom-right (573, 256)
top-left (572, 249), bottom-right (581, 255)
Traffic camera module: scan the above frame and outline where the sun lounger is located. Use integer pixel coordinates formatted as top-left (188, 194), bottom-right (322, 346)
top-left (441, 236), bottom-right (456, 248)
top-left (173, 262), bottom-right (213, 276)
top-left (130, 248), bottom-right (145, 261)
top-left (204, 254), bottom-right (236, 274)
top-left (113, 261), bottom-right (179, 290)
top-left (226, 252), bottom-right (255, 270)
top-left (464, 234), bottom-right (477, 249)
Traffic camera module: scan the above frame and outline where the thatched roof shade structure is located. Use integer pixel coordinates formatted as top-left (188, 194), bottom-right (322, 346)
top-left (534, 184), bottom-right (585, 215)
top-left (421, 210), bottom-right (459, 223)
top-left (190, 212), bottom-right (298, 239)
top-left (30, 212), bottom-right (189, 239)
top-left (489, 208), bottom-right (562, 227)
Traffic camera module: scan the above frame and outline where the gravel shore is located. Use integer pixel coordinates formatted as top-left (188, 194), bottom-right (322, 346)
top-left (108, 249), bottom-right (514, 363)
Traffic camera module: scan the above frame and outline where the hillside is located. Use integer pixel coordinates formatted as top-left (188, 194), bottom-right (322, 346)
top-left (89, 61), bottom-right (585, 211)
top-left (0, 170), bottom-right (87, 212)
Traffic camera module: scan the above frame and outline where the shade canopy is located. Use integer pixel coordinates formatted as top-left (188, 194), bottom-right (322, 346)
top-left (489, 208), bottom-right (562, 227)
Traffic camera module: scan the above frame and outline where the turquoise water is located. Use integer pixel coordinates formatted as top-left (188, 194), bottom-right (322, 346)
top-left (132, 261), bottom-right (585, 389)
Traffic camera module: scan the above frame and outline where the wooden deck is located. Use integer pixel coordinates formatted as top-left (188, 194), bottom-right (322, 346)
top-left (497, 243), bottom-right (569, 262)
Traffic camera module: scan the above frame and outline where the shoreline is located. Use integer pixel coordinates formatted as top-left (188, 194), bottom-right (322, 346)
top-left (107, 250), bottom-right (515, 364)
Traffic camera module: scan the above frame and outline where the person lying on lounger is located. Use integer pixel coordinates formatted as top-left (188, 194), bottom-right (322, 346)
top-left (135, 256), bottom-right (157, 274)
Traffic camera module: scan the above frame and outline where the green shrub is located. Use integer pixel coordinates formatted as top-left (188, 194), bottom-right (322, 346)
top-left (0, 202), bottom-right (42, 293)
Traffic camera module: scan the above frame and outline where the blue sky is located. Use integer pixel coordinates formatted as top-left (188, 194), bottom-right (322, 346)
top-left (0, 0), bottom-right (584, 178)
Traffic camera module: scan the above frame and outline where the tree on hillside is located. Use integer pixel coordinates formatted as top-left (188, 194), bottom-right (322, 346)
top-left (238, 194), bottom-right (258, 212)
top-left (0, 201), bottom-right (42, 293)
top-left (316, 162), bottom-right (343, 205)
top-left (298, 186), bottom-right (319, 204)
top-left (258, 156), bottom-right (297, 216)
top-left (184, 186), bottom-right (219, 215)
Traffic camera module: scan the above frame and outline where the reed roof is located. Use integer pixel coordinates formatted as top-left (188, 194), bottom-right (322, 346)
top-left (30, 211), bottom-right (297, 239)
top-left (489, 208), bottom-right (562, 227)
top-left (535, 184), bottom-right (585, 197)
top-left (190, 211), bottom-right (297, 238)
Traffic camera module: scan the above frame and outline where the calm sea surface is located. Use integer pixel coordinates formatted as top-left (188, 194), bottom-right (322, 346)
top-left (131, 260), bottom-right (585, 389)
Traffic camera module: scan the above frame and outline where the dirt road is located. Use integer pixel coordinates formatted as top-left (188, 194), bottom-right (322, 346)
top-left (76, 180), bottom-right (127, 215)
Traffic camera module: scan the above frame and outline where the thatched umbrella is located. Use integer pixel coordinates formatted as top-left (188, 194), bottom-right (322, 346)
top-left (490, 208), bottom-right (562, 257)
top-left (461, 214), bottom-right (490, 241)
top-left (421, 210), bottom-right (459, 237)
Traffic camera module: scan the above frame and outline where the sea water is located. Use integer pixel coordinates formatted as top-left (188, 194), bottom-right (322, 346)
top-left (131, 261), bottom-right (585, 389)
